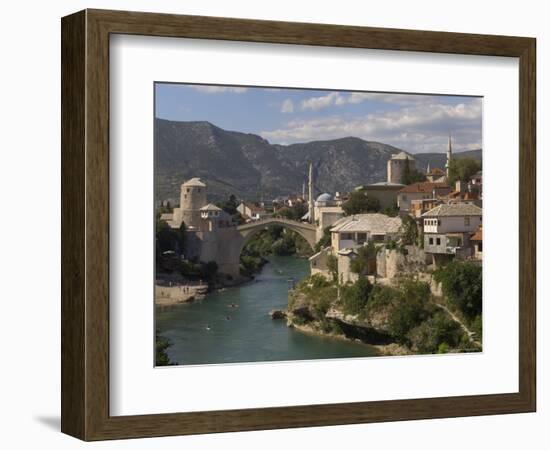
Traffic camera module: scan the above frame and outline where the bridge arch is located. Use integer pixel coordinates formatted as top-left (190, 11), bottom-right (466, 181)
top-left (236, 218), bottom-right (317, 255)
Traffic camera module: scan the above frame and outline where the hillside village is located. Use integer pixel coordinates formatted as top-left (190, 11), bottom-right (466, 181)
top-left (156, 135), bottom-right (483, 356)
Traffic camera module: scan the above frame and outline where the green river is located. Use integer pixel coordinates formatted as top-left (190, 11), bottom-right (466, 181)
top-left (156, 255), bottom-right (378, 366)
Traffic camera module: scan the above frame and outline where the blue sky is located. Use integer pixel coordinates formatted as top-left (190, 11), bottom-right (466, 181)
top-left (155, 83), bottom-right (482, 154)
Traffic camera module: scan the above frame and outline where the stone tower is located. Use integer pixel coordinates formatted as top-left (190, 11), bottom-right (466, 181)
top-left (179, 177), bottom-right (207, 229)
top-left (445, 133), bottom-right (453, 177)
top-left (387, 151), bottom-right (415, 184)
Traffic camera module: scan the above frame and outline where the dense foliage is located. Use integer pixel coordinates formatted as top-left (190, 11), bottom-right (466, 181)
top-left (155, 330), bottom-right (175, 366)
top-left (400, 214), bottom-right (419, 246)
top-left (349, 242), bottom-right (377, 275)
top-left (447, 157), bottom-right (482, 186)
top-left (274, 203), bottom-right (308, 221)
top-left (433, 261), bottom-right (482, 321)
top-left (314, 226), bottom-right (332, 252)
top-left (240, 225), bottom-right (312, 276)
top-left (291, 272), bottom-right (469, 353)
top-left (215, 194), bottom-right (243, 224)
top-left (341, 276), bottom-right (373, 315)
top-left (401, 158), bottom-right (427, 185)
top-left (342, 190), bottom-right (380, 215)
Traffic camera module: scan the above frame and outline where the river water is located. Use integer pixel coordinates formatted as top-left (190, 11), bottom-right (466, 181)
top-left (156, 255), bottom-right (378, 366)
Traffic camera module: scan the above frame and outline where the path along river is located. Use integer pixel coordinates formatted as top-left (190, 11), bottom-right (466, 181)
top-left (156, 255), bottom-right (378, 365)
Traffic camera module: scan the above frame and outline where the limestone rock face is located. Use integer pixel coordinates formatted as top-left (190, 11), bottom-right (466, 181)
top-left (155, 119), bottom-right (482, 203)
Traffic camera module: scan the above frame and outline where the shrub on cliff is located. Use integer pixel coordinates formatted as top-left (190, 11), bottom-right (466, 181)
top-left (155, 330), bottom-right (176, 366)
top-left (341, 276), bottom-right (372, 316)
top-left (387, 277), bottom-right (432, 344)
top-left (407, 311), bottom-right (463, 353)
top-left (433, 261), bottom-right (482, 320)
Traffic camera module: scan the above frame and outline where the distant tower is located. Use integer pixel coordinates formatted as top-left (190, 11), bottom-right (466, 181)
top-left (426, 163), bottom-right (431, 175)
top-left (179, 177), bottom-right (208, 229)
top-left (308, 162), bottom-right (315, 224)
top-left (445, 133), bottom-right (453, 177)
top-left (302, 181), bottom-right (306, 201)
top-left (387, 151), bottom-right (416, 184)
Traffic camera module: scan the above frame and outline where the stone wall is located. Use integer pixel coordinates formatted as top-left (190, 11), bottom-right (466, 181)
top-left (376, 245), bottom-right (428, 279)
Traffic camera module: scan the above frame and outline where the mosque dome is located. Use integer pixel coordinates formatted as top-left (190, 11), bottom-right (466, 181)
top-left (316, 193), bottom-right (333, 203)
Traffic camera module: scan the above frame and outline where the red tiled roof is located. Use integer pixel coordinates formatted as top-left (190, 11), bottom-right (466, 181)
top-left (398, 182), bottom-right (449, 194)
top-left (428, 167), bottom-right (446, 175)
top-left (470, 226), bottom-right (483, 241)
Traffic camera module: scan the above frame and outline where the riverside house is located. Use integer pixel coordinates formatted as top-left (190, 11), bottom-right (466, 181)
top-left (309, 213), bottom-right (402, 283)
top-left (422, 203), bottom-right (482, 265)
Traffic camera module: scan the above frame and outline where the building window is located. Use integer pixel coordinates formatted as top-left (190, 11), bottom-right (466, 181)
top-left (465, 217), bottom-right (470, 226)
top-left (429, 237), bottom-right (434, 245)
top-left (402, 195), bottom-right (407, 201)
top-left (357, 233), bottom-right (367, 244)
top-left (342, 233), bottom-right (353, 240)
top-left (438, 219), bottom-right (441, 226)
top-left (186, 188), bottom-right (190, 193)
top-left (436, 237), bottom-right (441, 245)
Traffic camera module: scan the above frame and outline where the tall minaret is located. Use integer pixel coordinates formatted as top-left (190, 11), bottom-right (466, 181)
top-left (426, 163), bottom-right (431, 175)
top-left (308, 162), bottom-right (315, 224)
top-left (302, 181), bottom-right (306, 201)
top-left (445, 133), bottom-right (453, 177)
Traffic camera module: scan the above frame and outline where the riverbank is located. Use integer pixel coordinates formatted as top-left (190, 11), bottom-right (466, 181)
top-left (155, 283), bottom-right (208, 306)
top-left (286, 319), bottom-right (409, 356)
top-left (156, 255), bottom-right (377, 365)
top-left (285, 309), bottom-right (410, 357)
top-left (286, 272), bottom-right (477, 357)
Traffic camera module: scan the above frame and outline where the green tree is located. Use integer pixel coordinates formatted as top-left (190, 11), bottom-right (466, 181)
top-left (382, 203), bottom-right (399, 217)
top-left (350, 241), bottom-right (377, 275)
top-left (275, 203), bottom-right (307, 221)
top-left (156, 220), bottom-right (180, 254)
top-left (341, 276), bottom-right (372, 315)
top-left (400, 215), bottom-right (419, 246)
top-left (447, 157), bottom-right (481, 186)
top-left (433, 261), bottom-right (482, 320)
top-left (216, 194), bottom-right (239, 215)
top-left (342, 191), bottom-right (380, 215)
top-left (314, 226), bottom-right (332, 252)
top-left (407, 311), bottom-right (463, 353)
top-left (388, 277), bottom-right (432, 344)
top-left (327, 254), bottom-right (338, 283)
top-left (401, 158), bottom-right (427, 185)
top-left (155, 330), bottom-right (175, 366)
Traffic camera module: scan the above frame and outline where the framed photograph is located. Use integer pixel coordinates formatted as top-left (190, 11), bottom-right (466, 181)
top-left (61, 9), bottom-right (536, 440)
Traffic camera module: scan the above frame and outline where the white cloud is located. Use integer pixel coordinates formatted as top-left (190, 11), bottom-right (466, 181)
top-left (280, 99), bottom-right (294, 113)
top-left (192, 86), bottom-right (248, 94)
top-left (261, 99), bottom-right (482, 153)
top-left (300, 91), bottom-right (441, 111)
top-left (301, 92), bottom-right (341, 111)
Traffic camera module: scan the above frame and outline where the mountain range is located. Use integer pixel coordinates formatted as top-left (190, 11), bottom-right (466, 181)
top-left (155, 119), bottom-right (482, 203)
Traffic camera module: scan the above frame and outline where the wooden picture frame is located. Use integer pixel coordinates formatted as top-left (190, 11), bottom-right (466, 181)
top-left (61, 9), bottom-right (536, 441)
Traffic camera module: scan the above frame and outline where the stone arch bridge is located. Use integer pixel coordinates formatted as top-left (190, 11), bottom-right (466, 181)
top-left (237, 218), bottom-right (317, 250)
top-left (214, 218), bottom-right (317, 278)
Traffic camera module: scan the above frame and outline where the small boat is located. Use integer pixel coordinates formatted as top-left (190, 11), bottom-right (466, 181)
top-left (205, 325), bottom-right (211, 331)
